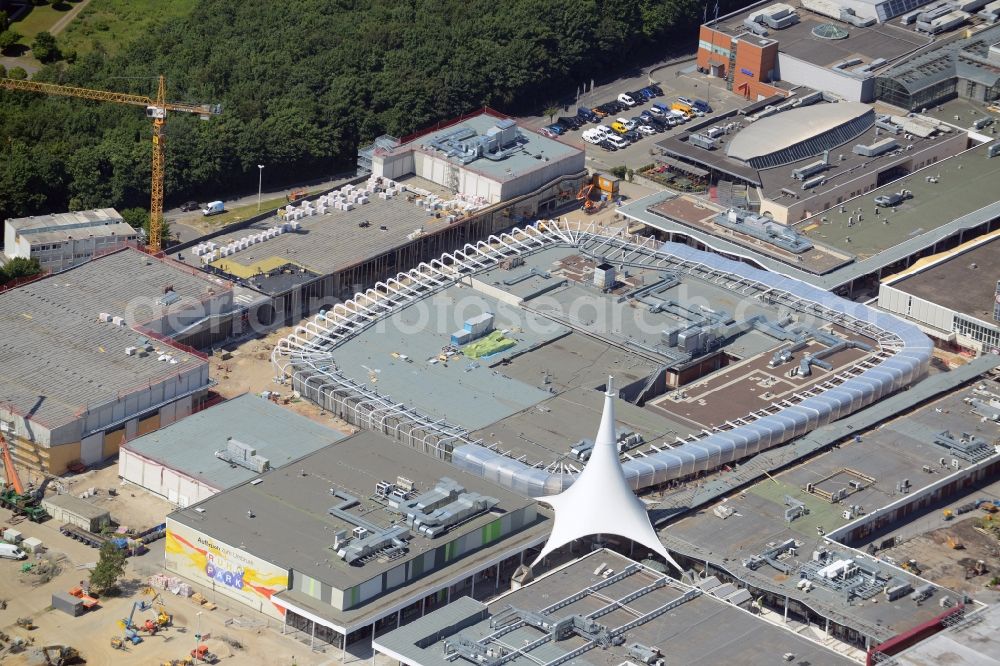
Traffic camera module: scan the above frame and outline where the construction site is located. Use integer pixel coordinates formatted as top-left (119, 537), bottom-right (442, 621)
top-left (1, 17), bottom-right (1000, 660)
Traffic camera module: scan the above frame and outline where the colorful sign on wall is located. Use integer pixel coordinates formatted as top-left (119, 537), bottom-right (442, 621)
top-left (165, 519), bottom-right (288, 619)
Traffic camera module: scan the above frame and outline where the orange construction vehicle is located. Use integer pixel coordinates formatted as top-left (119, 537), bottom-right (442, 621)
top-left (191, 645), bottom-right (218, 663)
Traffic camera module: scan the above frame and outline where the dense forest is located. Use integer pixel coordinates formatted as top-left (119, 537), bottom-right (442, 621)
top-left (0, 0), bottom-right (735, 221)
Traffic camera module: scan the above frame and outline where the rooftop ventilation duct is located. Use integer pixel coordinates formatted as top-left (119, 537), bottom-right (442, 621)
top-left (853, 138), bottom-right (899, 157)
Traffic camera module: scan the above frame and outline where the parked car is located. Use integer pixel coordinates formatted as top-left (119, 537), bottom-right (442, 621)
top-left (693, 99), bottom-right (712, 113)
top-left (610, 121), bottom-right (629, 134)
top-left (180, 201), bottom-right (200, 212)
top-left (637, 125), bottom-right (657, 136)
top-left (649, 115), bottom-right (671, 129)
top-left (629, 90), bottom-right (650, 103)
top-left (644, 116), bottom-right (667, 131)
top-left (202, 201), bottom-right (225, 216)
top-left (591, 106), bottom-right (609, 118)
top-left (599, 139), bottom-right (618, 151)
top-left (623, 129), bottom-right (641, 143)
top-left (616, 117), bottom-right (637, 131)
top-left (605, 134), bottom-right (629, 149)
top-left (557, 116), bottom-right (581, 131)
top-left (678, 96), bottom-right (695, 107)
top-left (617, 93), bottom-right (637, 107)
top-left (578, 107), bottom-right (599, 123)
top-left (647, 84), bottom-right (664, 95)
top-left (652, 102), bottom-right (671, 114)
top-left (641, 86), bottom-right (659, 98)
top-left (582, 129), bottom-right (604, 144)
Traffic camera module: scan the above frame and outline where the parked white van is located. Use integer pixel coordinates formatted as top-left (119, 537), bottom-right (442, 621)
top-left (0, 543), bottom-right (27, 560)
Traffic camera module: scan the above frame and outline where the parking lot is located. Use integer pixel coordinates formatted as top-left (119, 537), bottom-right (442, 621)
top-left (520, 61), bottom-right (749, 174)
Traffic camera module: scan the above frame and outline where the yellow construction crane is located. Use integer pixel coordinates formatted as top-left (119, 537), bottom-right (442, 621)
top-left (0, 75), bottom-right (221, 252)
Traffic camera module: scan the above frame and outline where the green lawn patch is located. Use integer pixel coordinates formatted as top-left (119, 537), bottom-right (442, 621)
top-left (58, 0), bottom-right (197, 56)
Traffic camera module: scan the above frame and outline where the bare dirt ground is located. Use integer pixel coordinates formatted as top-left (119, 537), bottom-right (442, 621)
top-left (51, 464), bottom-right (175, 531)
top-left (880, 515), bottom-right (1000, 603)
top-left (0, 506), bottom-right (323, 666)
top-left (211, 326), bottom-right (356, 435)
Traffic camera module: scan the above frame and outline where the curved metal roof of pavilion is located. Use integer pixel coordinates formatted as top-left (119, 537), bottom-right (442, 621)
top-left (726, 102), bottom-right (874, 169)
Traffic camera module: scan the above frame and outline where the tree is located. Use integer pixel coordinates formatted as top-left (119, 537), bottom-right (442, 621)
top-left (122, 207), bottom-right (170, 244)
top-left (2, 257), bottom-right (42, 281)
top-left (0, 29), bottom-right (21, 53)
top-left (6, 66), bottom-right (27, 80)
top-left (543, 104), bottom-right (560, 124)
top-left (89, 542), bottom-right (127, 595)
top-left (31, 31), bottom-right (60, 63)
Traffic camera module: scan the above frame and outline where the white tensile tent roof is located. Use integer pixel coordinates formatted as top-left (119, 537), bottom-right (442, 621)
top-left (532, 377), bottom-right (681, 571)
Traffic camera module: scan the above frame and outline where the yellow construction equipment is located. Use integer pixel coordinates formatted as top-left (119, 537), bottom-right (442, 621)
top-left (947, 534), bottom-right (964, 550)
top-left (943, 509), bottom-right (954, 520)
top-left (0, 75), bottom-right (221, 253)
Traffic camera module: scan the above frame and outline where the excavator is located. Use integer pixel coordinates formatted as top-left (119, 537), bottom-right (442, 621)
top-left (142, 588), bottom-right (173, 628)
top-left (576, 182), bottom-right (598, 213)
top-left (0, 433), bottom-right (49, 522)
top-left (575, 173), bottom-right (620, 215)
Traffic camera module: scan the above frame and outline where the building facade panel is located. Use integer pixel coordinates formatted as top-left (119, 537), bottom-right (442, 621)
top-left (165, 518), bottom-right (289, 619)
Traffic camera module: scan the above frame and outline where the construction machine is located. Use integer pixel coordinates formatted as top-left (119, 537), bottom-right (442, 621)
top-left (966, 559), bottom-right (988, 579)
top-left (901, 559), bottom-right (922, 575)
top-left (143, 588), bottom-right (173, 627)
top-left (947, 534), bottom-right (964, 550)
top-left (191, 644), bottom-right (219, 663)
top-left (0, 75), bottom-right (221, 253)
top-left (0, 433), bottom-right (49, 522)
top-left (116, 600), bottom-right (152, 646)
top-left (286, 188), bottom-right (308, 203)
top-left (41, 644), bottom-right (79, 666)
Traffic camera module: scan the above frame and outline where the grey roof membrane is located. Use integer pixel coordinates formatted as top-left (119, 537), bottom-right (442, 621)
top-left (124, 393), bottom-right (346, 490)
top-left (169, 430), bottom-right (538, 590)
top-left (621, 141), bottom-right (1000, 290)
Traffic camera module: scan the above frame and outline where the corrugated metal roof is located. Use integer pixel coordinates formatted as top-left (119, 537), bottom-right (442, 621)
top-left (0, 248), bottom-right (216, 429)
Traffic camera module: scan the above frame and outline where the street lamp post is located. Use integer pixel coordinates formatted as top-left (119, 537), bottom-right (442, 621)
top-left (257, 164), bottom-right (265, 211)
top-left (195, 610), bottom-right (203, 661)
